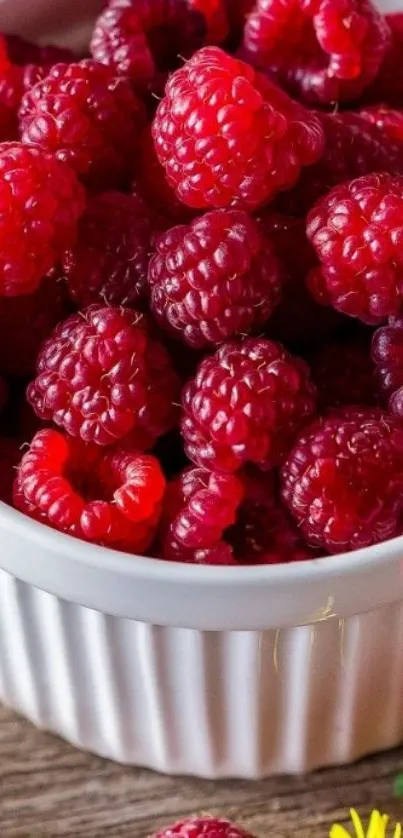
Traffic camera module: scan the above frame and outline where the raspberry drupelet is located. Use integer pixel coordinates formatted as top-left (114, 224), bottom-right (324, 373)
top-left (181, 337), bottom-right (317, 472)
top-left (155, 818), bottom-right (257, 838)
top-left (27, 305), bottom-right (180, 448)
top-left (148, 209), bottom-right (283, 348)
top-left (63, 191), bottom-right (159, 309)
top-left (19, 60), bottom-right (146, 191)
top-left (90, 0), bottom-right (206, 96)
top-left (306, 173), bottom-right (403, 324)
top-left (372, 316), bottom-right (403, 420)
top-left (281, 408), bottom-right (403, 553)
top-left (14, 429), bottom-right (166, 552)
top-left (0, 142), bottom-right (85, 297)
top-left (311, 337), bottom-right (378, 410)
top-left (152, 47), bottom-right (324, 211)
top-left (0, 278), bottom-right (69, 377)
top-left (359, 105), bottom-right (403, 145)
top-left (242, 0), bottom-right (390, 105)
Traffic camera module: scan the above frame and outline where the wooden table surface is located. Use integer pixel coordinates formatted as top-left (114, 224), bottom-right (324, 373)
top-left (1, 704), bottom-right (402, 838)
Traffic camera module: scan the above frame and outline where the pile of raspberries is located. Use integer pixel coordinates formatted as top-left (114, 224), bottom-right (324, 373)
top-left (3, 0), bottom-right (403, 565)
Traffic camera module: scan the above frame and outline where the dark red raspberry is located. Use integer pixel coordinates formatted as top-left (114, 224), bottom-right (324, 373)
top-left (372, 316), bottom-right (403, 420)
top-left (281, 408), bottom-right (403, 553)
top-left (311, 337), bottom-right (378, 410)
top-left (0, 437), bottom-right (21, 505)
top-left (181, 337), bottom-right (317, 472)
top-left (0, 278), bottom-right (69, 377)
top-left (258, 212), bottom-right (344, 344)
top-left (148, 210), bottom-right (283, 348)
top-left (152, 47), bottom-right (324, 211)
top-left (63, 191), bottom-right (158, 309)
top-left (188, 0), bottom-right (229, 42)
top-left (19, 60), bottom-right (146, 191)
top-left (226, 468), bottom-right (316, 564)
top-left (27, 306), bottom-right (180, 448)
top-left (225, 0), bottom-right (255, 40)
top-left (162, 467), bottom-right (244, 564)
top-left (242, 0), bottom-right (390, 105)
top-left (14, 429), bottom-right (166, 552)
top-left (0, 142), bottom-right (85, 297)
top-left (90, 0), bottom-right (206, 96)
top-left (359, 105), bottom-right (403, 144)
top-left (363, 13), bottom-right (403, 107)
top-left (132, 127), bottom-right (192, 221)
top-left (277, 111), bottom-right (403, 217)
top-left (307, 173), bottom-right (403, 324)
top-left (155, 818), bottom-right (257, 838)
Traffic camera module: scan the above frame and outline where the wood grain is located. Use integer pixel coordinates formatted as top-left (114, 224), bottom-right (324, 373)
top-left (0, 704), bottom-right (402, 838)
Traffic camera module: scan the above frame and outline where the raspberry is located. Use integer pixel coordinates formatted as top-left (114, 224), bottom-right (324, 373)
top-left (0, 142), bottom-right (85, 297)
top-left (148, 210), bottom-right (283, 348)
top-left (14, 429), bottom-right (166, 552)
top-left (0, 278), bottom-right (68, 377)
top-left (19, 60), bottom-right (146, 191)
top-left (242, 0), bottom-right (390, 105)
top-left (311, 337), bottom-right (378, 410)
top-left (90, 0), bottom-right (206, 96)
top-left (307, 173), bottom-right (403, 324)
top-left (363, 13), bottom-right (403, 106)
top-left (226, 468), bottom-right (316, 564)
top-left (359, 105), bottom-right (403, 145)
top-left (63, 191), bottom-right (158, 309)
top-left (162, 467), bottom-right (244, 564)
top-left (132, 127), bottom-right (192, 221)
top-left (281, 408), bottom-right (403, 553)
top-left (277, 111), bottom-right (403, 216)
top-left (152, 47), bottom-right (324, 211)
top-left (188, 0), bottom-right (229, 42)
top-left (181, 337), bottom-right (317, 472)
top-left (155, 818), bottom-right (257, 838)
top-left (258, 212), bottom-right (344, 344)
top-left (372, 316), bottom-right (403, 420)
top-left (27, 305), bottom-right (180, 448)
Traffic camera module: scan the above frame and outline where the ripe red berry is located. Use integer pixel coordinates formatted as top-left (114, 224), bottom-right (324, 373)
top-left (63, 191), bottom-right (159, 309)
top-left (242, 0), bottom-right (390, 105)
top-left (148, 209), bottom-right (283, 348)
top-left (277, 111), bottom-right (403, 216)
top-left (90, 0), bottom-right (206, 96)
top-left (0, 142), bottom-right (85, 297)
top-left (155, 818), bottom-right (257, 838)
top-left (181, 337), bottom-right (317, 472)
top-left (19, 60), bottom-right (146, 191)
top-left (27, 305), bottom-right (180, 448)
top-left (14, 429), bottom-right (166, 552)
top-left (307, 173), bottom-right (403, 324)
top-left (281, 408), bottom-right (403, 553)
top-left (0, 278), bottom-right (69, 377)
top-left (152, 46), bottom-right (324, 211)
top-left (311, 337), bottom-right (378, 410)
top-left (0, 36), bottom-right (26, 141)
top-left (258, 212), bottom-right (344, 344)
top-left (372, 316), bottom-right (403, 420)
top-left (5, 34), bottom-right (74, 91)
top-left (359, 105), bottom-right (403, 145)
top-left (162, 467), bottom-right (244, 564)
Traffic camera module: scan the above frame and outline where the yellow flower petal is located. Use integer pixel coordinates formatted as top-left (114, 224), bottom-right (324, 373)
top-left (330, 810), bottom-right (402, 838)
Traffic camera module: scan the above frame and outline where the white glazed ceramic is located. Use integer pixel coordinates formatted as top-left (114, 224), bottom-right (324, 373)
top-left (0, 0), bottom-right (403, 779)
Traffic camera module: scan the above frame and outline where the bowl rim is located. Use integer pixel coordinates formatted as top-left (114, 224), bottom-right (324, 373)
top-left (1, 500), bottom-right (403, 629)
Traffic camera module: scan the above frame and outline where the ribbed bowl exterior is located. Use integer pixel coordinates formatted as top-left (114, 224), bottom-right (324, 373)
top-left (0, 568), bottom-right (402, 777)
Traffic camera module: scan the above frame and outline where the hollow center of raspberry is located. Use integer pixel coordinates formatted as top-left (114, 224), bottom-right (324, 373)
top-left (66, 464), bottom-right (109, 503)
top-left (225, 502), bottom-right (273, 563)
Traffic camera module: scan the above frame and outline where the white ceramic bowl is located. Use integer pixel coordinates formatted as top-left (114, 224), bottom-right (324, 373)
top-left (0, 0), bottom-right (403, 780)
top-left (1, 502), bottom-right (403, 778)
